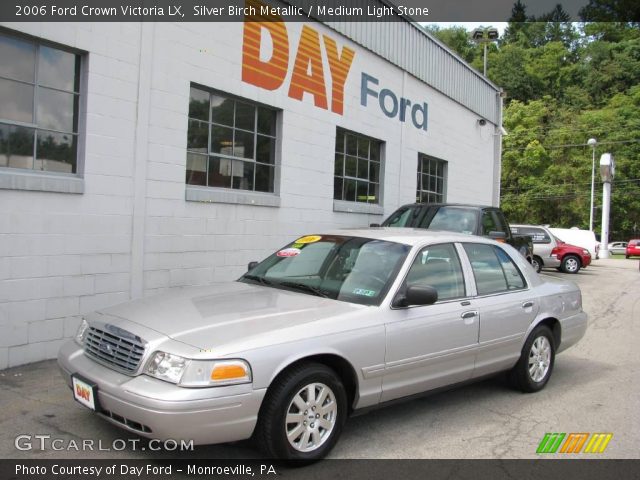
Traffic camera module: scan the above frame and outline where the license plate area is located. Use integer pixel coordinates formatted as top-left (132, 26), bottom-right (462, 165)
top-left (71, 374), bottom-right (99, 411)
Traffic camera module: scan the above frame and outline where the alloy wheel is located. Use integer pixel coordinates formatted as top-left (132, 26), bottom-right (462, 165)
top-left (528, 336), bottom-right (552, 382)
top-left (285, 382), bottom-right (338, 453)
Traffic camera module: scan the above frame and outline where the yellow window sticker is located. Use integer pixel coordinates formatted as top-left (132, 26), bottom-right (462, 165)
top-left (295, 235), bottom-right (322, 244)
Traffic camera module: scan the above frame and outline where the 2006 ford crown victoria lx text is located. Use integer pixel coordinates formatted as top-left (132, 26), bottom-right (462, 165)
top-left (58, 229), bottom-right (587, 461)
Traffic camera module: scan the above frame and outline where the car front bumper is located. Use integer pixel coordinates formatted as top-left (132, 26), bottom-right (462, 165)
top-left (57, 340), bottom-right (266, 445)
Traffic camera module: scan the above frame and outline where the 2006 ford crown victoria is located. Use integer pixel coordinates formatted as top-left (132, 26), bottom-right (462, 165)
top-left (58, 229), bottom-right (587, 461)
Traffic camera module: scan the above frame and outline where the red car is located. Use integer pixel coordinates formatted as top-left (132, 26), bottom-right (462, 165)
top-left (626, 239), bottom-right (640, 259)
top-left (551, 242), bottom-right (592, 274)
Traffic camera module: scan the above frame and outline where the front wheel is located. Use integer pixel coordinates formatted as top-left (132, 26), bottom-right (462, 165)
top-left (254, 363), bottom-right (347, 461)
top-left (508, 325), bottom-right (556, 393)
top-left (561, 255), bottom-right (581, 274)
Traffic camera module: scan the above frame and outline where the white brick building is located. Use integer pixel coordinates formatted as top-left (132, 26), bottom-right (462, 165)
top-left (0, 17), bottom-right (503, 368)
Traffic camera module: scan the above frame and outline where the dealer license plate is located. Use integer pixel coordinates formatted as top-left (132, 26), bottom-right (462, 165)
top-left (72, 375), bottom-right (97, 411)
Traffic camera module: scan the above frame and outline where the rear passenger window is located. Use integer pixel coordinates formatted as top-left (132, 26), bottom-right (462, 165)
top-left (523, 227), bottom-right (551, 244)
top-left (463, 243), bottom-right (526, 295)
top-left (494, 248), bottom-right (526, 290)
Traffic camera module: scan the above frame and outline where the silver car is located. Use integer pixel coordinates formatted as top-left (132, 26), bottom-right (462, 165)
top-left (608, 241), bottom-right (627, 255)
top-left (58, 229), bottom-right (588, 461)
top-left (510, 224), bottom-right (563, 273)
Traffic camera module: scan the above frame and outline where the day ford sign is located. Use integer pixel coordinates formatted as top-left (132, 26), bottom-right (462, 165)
top-left (240, 3), bottom-right (429, 131)
top-left (361, 73), bottom-right (428, 130)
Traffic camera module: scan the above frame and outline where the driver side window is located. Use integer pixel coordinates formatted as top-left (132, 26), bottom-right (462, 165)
top-left (405, 243), bottom-right (466, 301)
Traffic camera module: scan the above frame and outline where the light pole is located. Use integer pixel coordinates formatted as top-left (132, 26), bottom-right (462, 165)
top-left (599, 153), bottom-right (615, 259)
top-left (587, 138), bottom-right (597, 231)
top-left (471, 27), bottom-right (500, 76)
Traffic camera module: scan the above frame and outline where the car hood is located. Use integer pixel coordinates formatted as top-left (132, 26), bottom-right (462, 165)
top-left (97, 282), bottom-right (363, 350)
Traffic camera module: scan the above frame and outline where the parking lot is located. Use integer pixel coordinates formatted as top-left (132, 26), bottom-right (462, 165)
top-left (1, 258), bottom-right (638, 460)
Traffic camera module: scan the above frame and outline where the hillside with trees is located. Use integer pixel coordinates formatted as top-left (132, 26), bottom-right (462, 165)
top-left (425, 0), bottom-right (640, 240)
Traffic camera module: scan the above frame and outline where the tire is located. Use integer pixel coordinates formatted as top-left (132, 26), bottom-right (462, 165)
top-left (626, 255), bottom-right (630, 259)
top-left (254, 363), bottom-right (347, 461)
top-left (561, 255), bottom-right (581, 274)
top-left (508, 325), bottom-right (555, 393)
top-left (531, 256), bottom-right (542, 273)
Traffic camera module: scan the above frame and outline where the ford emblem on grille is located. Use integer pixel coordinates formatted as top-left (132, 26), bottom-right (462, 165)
top-left (99, 341), bottom-right (114, 354)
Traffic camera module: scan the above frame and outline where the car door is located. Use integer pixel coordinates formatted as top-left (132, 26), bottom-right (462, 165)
top-left (381, 242), bottom-right (479, 403)
top-left (460, 242), bottom-right (539, 378)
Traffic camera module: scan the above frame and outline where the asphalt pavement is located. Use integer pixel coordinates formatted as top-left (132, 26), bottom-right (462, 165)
top-left (1, 258), bottom-right (638, 460)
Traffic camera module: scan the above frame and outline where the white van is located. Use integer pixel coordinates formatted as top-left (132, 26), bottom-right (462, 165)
top-left (548, 227), bottom-right (600, 259)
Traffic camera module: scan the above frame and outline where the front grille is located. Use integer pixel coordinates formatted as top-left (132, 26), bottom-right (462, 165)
top-left (84, 326), bottom-right (146, 374)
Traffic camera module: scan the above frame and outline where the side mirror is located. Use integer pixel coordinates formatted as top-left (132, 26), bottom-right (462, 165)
top-left (488, 231), bottom-right (507, 242)
top-left (370, 223), bottom-right (381, 227)
top-left (394, 285), bottom-right (438, 307)
top-left (247, 261), bottom-right (258, 271)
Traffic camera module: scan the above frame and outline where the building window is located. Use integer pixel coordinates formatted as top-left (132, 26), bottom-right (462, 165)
top-left (334, 128), bottom-right (382, 204)
top-left (186, 85), bottom-right (278, 193)
top-left (416, 154), bottom-right (447, 203)
top-left (0, 31), bottom-right (81, 174)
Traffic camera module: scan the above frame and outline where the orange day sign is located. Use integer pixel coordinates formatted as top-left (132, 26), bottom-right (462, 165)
top-left (241, 1), bottom-right (355, 115)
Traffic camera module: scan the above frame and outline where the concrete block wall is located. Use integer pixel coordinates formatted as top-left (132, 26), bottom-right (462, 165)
top-left (0, 20), bottom-right (498, 369)
top-left (0, 23), bottom-right (140, 369)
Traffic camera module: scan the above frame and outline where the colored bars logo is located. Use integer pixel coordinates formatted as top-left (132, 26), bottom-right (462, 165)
top-left (537, 433), bottom-right (613, 454)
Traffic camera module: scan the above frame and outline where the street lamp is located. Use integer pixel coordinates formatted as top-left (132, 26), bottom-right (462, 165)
top-left (587, 138), bottom-right (597, 231)
top-left (599, 153), bottom-right (615, 259)
top-left (471, 27), bottom-right (500, 76)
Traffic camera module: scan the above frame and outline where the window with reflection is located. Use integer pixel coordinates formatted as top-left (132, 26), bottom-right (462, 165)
top-left (334, 128), bottom-right (383, 204)
top-left (0, 31), bottom-right (81, 174)
top-left (416, 154), bottom-right (446, 203)
top-left (463, 243), bottom-right (526, 295)
top-left (186, 85), bottom-right (278, 193)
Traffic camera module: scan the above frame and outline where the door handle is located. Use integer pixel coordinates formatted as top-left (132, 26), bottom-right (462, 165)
top-left (522, 301), bottom-right (534, 309)
top-left (461, 310), bottom-right (478, 324)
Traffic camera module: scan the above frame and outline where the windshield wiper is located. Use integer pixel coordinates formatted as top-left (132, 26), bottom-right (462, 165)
top-left (242, 274), bottom-right (273, 286)
top-left (276, 281), bottom-right (332, 298)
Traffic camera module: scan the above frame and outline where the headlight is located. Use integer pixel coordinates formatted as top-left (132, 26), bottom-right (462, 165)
top-left (146, 351), bottom-right (188, 384)
top-left (180, 359), bottom-right (252, 387)
top-left (75, 318), bottom-right (89, 345)
top-left (583, 250), bottom-right (590, 255)
top-left (145, 353), bottom-right (252, 387)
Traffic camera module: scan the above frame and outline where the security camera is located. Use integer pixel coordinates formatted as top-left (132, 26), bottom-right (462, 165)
top-left (478, 119), bottom-right (486, 126)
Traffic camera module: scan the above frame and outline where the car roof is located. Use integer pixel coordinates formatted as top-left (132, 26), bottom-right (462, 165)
top-left (511, 224), bottom-right (549, 229)
top-left (314, 227), bottom-right (495, 247)
top-left (396, 203), bottom-right (492, 210)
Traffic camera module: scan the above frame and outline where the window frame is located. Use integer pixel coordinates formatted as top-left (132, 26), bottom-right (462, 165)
top-left (185, 82), bottom-right (282, 201)
top-left (333, 128), bottom-right (384, 212)
top-left (0, 28), bottom-right (86, 194)
top-left (416, 153), bottom-right (447, 204)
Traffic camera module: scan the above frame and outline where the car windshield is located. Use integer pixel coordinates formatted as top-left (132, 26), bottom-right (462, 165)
top-left (239, 235), bottom-right (410, 306)
top-left (426, 207), bottom-right (477, 234)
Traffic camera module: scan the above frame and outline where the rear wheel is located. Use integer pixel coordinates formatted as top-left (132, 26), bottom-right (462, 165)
top-left (561, 255), bottom-right (581, 274)
top-left (254, 363), bottom-right (347, 461)
top-left (531, 256), bottom-right (542, 273)
top-left (509, 325), bottom-right (556, 393)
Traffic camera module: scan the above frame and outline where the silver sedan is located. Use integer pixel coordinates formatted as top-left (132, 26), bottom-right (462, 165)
top-left (57, 229), bottom-right (587, 461)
